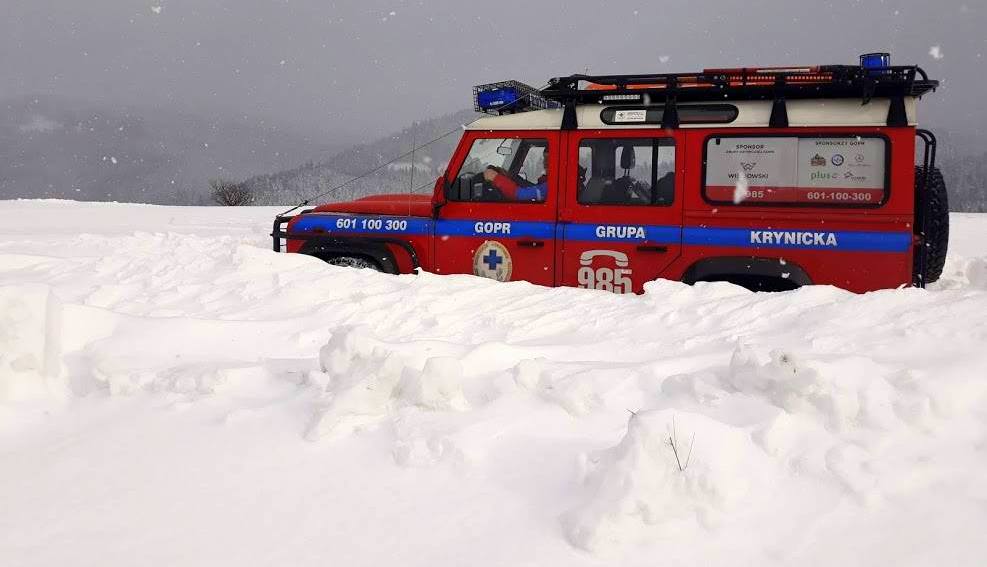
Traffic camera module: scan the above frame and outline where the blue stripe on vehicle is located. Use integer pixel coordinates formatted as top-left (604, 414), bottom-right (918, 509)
top-left (564, 223), bottom-right (681, 243)
top-left (291, 214), bottom-right (432, 236)
top-left (435, 219), bottom-right (555, 239)
top-left (292, 214), bottom-right (910, 254)
top-left (683, 227), bottom-right (911, 252)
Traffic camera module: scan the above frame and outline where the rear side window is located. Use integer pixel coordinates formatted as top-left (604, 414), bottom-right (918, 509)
top-left (578, 138), bottom-right (675, 206)
top-left (703, 136), bottom-right (888, 206)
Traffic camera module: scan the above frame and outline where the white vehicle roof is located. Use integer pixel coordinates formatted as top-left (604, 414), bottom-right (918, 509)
top-left (465, 97), bottom-right (918, 131)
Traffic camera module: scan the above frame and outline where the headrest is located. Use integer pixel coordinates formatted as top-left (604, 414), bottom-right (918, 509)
top-left (619, 144), bottom-right (636, 170)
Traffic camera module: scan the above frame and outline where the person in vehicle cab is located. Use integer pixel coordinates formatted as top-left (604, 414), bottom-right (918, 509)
top-left (482, 147), bottom-right (548, 202)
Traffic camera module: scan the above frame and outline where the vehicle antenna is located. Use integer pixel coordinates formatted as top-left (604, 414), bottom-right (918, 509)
top-left (408, 121), bottom-right (416, 217)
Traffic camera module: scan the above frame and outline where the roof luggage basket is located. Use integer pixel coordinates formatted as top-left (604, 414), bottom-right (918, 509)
top-left (473, 81), bottom-right (559, 116)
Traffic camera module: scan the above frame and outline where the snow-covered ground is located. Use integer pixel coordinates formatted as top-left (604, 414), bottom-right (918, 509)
top-left (2, 199), bottom-right (986, 566)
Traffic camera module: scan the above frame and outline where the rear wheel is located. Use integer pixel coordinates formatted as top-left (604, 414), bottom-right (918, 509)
top-left (914, 166), bottom-right (949, 285)
top-left (324, 255), bottom-right (382, 271)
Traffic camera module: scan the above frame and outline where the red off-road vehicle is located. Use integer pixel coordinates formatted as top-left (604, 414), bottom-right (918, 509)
top-left (273, 54), bottom-right (947, 293)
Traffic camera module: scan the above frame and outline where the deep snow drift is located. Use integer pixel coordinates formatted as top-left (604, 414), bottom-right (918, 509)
top-left (2, 200), bottom-right (986, 566)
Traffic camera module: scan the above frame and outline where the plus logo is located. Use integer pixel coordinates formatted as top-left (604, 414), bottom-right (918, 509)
top-left (482, 249), bottom-right (503, 271)
top-left (472, 241), bottom-right (513, 282)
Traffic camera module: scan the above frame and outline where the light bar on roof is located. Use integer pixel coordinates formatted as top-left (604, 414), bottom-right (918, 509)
top-left (601, 93), bottom-right (641, 101)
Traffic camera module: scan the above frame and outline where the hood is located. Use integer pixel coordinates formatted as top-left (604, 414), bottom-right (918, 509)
top-left (312, 194), bottom-right (433, 217)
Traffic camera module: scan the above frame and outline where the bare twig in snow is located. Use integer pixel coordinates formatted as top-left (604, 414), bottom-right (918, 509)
top-left (666, 415), bottom-right (696, 472)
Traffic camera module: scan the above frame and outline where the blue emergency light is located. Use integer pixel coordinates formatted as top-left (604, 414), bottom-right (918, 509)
top-left (860, 52), bottom-right (891, 71)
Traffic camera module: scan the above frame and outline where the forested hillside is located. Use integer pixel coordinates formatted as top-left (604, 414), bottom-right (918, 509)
top-left (0, 95), bottom-right (337, 204)
top-left (245, 109), bottom-right (477, 205)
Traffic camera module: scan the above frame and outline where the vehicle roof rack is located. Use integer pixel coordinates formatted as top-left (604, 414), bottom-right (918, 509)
top-left (539, 64), bottom-right (936, 130)
top-left (541, 65), bottom-right (937, 105)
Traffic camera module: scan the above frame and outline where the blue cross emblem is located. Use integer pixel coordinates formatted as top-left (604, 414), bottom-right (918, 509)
top-left (482, 249), bottom-right (503, 270)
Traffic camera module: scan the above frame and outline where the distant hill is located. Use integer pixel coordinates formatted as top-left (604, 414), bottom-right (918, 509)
top-left (930, 129), bottom-right (987, 213)
top-left (0, 95), bottom-right (340, 204)
top-left (244, 109), bottom-right (478, 206)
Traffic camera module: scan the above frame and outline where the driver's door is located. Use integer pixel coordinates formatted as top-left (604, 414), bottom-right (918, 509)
top-left (433, 131), bottom-right (560, 285)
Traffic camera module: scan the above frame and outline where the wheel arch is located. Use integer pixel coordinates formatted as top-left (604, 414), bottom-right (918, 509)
top-left (298, 237), bottom-right (407, 274)
top-left (681, 256), bottom-right (811, 291)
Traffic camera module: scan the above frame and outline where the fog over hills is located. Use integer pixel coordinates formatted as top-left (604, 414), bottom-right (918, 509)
top-left (2, 93), bottom-right (983, 211)
top-left (0, 95), bottom-right (342, 204)
top-left (242, 108), bottom-right (477, 206)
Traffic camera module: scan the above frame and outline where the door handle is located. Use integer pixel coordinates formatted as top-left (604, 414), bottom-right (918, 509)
top-left (636, 245), bottom-right (668, 253)
top-left (518, 240), bottom-right (545, 248)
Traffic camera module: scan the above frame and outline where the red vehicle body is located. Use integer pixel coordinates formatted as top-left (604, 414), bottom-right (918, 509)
top-left (275, 62), bottom-right (947, 294)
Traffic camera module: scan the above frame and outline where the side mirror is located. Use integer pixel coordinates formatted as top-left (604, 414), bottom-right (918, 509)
top-left (447, 177), bottom-right (466, 201)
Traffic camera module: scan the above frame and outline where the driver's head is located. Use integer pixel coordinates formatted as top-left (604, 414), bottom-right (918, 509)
top-left (541, 147), bottom-right (548, 170)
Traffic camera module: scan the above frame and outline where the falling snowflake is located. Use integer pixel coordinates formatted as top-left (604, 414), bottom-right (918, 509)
top-left (732, 169), bottom-right (749, 204)
top-left (658, 55), bottom-right (670, 64)
top-left (151, 5), bottom-right (162, 15)
top-left (929, 45), bottom-right (944, 60)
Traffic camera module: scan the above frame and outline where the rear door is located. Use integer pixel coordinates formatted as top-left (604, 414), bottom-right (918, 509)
top-left (558, 130), bottom-right (684, 293)
top-left (433, 131), bottom-right (560, 285)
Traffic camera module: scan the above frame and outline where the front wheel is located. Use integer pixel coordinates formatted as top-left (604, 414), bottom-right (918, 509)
top-left (325, 255), bottom-right (382, 271)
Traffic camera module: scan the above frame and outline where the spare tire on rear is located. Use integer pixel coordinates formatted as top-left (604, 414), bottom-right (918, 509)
top-left (913, 165), bottom-right (949, 285)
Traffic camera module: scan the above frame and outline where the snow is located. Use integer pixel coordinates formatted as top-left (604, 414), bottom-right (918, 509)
top-left (732, 169), bottom-right (749, 204)
top-left (2, 200), bottom-right (987, 566)
top-left (18, 115), bottom-right (61, 134)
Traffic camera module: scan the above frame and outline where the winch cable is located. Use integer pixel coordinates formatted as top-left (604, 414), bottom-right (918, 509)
top-left (275, 82), bottom-right (553, 218)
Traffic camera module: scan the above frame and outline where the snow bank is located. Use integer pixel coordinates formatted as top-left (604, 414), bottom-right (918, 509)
top-left (564, 409), bottom-right (768, 552)
top-left (2, 201), bottom-right (987, 567)
top-left (0, 285), bottom-right (63, 401)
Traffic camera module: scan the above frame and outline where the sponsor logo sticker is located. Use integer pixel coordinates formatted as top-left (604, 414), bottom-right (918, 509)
top-left (613, 109), bottom-right (648, 123)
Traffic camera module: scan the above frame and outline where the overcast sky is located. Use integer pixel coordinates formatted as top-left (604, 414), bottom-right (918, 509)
top-left (2, 0), bottom-right (984, 142)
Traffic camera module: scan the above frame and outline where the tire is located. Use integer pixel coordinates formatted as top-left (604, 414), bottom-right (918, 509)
top-left (324, 255), bottom-right (382, 271)
top-left (914, 166), bottom-right (949, 285)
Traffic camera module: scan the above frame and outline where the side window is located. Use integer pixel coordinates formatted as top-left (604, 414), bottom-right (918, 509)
top-left (449, 137), bottom-right (549, 203)
top-left (578, 138), bottom-right (675, 206)
top-left (703, 136), bottom-right (887, 206)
